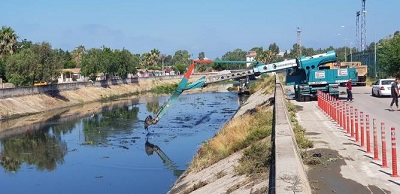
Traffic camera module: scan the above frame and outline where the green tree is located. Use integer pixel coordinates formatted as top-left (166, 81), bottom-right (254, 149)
top-left (101, 46), bottom-right (116, 79)
top-left (81, 48), bottom-right (103, 80)
top-left (6, 48), bottom-right (39, 86)
top-left (378, 31), bottom-right (400, 77)
top-left (0, 26), bottom-right (18, 58)
top-left (221, 48), bottom-right (247, 61)
top-left (173, 63), bottom-right (187, 74)
top-left (31, 42), bottom-right (63, 83)
top-left (221, 48), bottom-right (247, 69)
top-left (0, 58), bottom-right (5, 82)
top-left (255, 50), bottom-right (272, 64)
top-left (164, 55), bottom-right (173, 67)
top-left (115, 48), bottom-right (138, 79)
top-left (173, 50), bottom-right (191, 66)
top-left (149, 48), bottom-right (160, 67)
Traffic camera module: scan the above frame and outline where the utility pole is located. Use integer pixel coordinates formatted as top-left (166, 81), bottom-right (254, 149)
top-left (356, 11), bottom-right (360, 52)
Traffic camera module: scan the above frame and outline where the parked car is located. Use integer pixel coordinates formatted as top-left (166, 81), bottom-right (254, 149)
top-left (371, 78), bottom-right (397, 97)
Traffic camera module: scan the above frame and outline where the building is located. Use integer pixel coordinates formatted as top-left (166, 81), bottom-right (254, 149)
top-left (58, 68), bottom-right (86, 83)
top-left (246, 51), bottom-right (257, 67)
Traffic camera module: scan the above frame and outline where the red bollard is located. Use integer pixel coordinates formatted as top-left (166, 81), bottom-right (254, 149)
top-left (346, 104), bottom-right (350, 134)
top-left (373, 118), bottom-right (379, 160)
top-left (339, 102), bottom-right (343, 129)
top-left (333, 100), bottom-right (337, 123)
top-left (360, 111), bottom-right (364, 147)
top-left (350, 106), bottom-right (354, 138)
top-left (328, 95), bottom-right (332, 118)
top-left (335, 101), bottom-right (339, 123)
top-left (391, 127), bottom-right (398, 177)
top-left (366, 115), bottom-right (371, 153)
top-left (381, 122), bottom-right (388, 168)
top-left (355, 109), bottom-right (359, 142)
top-left (322, 92), bottom-right (326, 113)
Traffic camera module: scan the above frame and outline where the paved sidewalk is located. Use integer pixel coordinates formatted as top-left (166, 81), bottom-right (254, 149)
top-left (292, 99), bottom-right (400, 193)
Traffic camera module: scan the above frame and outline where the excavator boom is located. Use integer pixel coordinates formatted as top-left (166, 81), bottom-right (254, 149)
top-left (144, 50), bottom-right (348, 129)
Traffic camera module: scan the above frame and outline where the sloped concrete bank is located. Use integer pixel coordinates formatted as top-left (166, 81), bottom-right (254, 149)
top-left (167, 83), bottom-right (273, 194)
top-left (167, 75), bottom-right (311, 194)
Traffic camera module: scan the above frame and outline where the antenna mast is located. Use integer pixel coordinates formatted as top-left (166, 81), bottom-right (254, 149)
top-left (361, 0), bottom-right (367, 51)
top-left (297, 27), bottom-right (302, 56)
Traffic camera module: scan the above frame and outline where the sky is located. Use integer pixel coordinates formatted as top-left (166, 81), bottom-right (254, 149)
top-left (2, 0), bottom-right (400, 59)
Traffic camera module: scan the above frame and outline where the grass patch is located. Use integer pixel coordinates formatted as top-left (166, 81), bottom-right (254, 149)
top-left (235, 138), bottom-right (271, 175)
top-left (150, 83), bottom-right (177, 94)
top-left (285, 100), bottom-right (314, 152)
top-left (249, 74), bottom-right (275, 95)
top-left (188, 95), bottom-right (274, 173)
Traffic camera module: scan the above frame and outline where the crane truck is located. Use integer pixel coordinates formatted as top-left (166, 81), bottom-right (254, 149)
top-left (144, 50), bottom-right (358, 129)
top-left (325, 61), bottom-right (368, 86)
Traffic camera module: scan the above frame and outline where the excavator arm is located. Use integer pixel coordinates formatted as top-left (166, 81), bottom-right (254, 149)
top-left (144, 51), bottom-right (338, 129)
top-left (144, 59), bottom-right (213, 129)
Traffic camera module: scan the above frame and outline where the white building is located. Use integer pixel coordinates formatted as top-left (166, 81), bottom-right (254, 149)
top-left (246, 51), bottom-right (257, 67)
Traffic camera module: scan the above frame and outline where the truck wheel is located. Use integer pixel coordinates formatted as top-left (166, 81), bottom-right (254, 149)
top-left (298, 95), bottom-right (304, 102)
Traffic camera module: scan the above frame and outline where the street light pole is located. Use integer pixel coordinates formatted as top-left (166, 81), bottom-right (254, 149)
top-left (341, 25), bottom-right (346, 62)
top-left (374, 37), bottom-right (377, 78)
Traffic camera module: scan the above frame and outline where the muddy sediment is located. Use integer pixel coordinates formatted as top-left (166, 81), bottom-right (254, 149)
top-left (306, 148), bottom-right (390, 194)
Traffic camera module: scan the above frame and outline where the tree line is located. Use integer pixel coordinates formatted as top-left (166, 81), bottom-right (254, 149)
top-left (1, 26), bottom-right (399, 86)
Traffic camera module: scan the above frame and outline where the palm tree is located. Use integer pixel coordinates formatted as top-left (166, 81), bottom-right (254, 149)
top-left (0, 26), bottom-right (19, 58)
top-left (149, 49), bottom-right (160, 67)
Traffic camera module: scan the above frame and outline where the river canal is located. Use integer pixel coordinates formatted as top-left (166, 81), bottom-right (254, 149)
top-left (0, 91), bottom-right (241, 194)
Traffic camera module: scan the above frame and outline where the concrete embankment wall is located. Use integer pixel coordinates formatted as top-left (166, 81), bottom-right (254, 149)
top-left (272, 76), bottom-right (311, 193)
top-left (0, 75), bottom-right (190, 99)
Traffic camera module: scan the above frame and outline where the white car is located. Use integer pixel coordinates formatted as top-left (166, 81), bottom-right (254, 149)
top-left (371, 79), bottom-right (397, 97)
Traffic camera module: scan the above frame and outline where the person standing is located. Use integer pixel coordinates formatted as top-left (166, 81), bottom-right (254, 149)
top-left (390, 78), bottom-right (399, 110)
top-left (346, 79), bottom-right (353, 102)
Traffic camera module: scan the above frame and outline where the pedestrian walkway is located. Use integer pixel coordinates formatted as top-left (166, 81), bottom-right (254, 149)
top-left (292, 97), bottom-right (400, 193)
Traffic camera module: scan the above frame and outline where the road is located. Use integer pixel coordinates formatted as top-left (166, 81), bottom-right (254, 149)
top-left (349, 85), bottom-right (400, 131)
top-left (340, 86), bottom-right (400, 149)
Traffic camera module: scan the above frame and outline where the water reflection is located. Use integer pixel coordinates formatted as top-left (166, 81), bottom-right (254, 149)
top-left (81, 104), bottom-right (140, 145)
top-left (0, 92), bottom-right (239, 194)
top-left (145, 137), bottom-right (184, 178)
top-left (238, 94), bottom-right (250, 105)
top-left (146, 97), bottom-right (161, 114)
top-left (0, 127), bottom-right (67, 172)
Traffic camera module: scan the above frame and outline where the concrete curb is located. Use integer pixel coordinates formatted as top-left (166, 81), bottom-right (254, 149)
top-left (273, 75), bottom-right (311, 194)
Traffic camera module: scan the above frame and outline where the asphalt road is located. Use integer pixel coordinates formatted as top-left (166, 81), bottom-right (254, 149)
top-left (348, 85), bottom-right (400, 130)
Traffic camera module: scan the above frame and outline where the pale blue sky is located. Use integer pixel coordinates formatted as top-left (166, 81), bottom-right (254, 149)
top-left (3, 0), bottom-right (399, 59)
